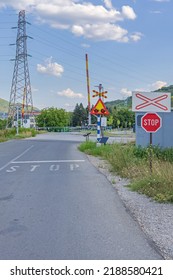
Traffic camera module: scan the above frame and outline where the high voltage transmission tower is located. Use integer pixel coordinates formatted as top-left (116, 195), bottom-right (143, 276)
top-left (8, 10), bottom-right (34, 128)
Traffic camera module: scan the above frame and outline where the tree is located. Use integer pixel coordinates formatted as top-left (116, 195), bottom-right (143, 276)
top-left (107, 115), bottom-right (113, 126)
top-left (112, 108), bottom-right (135, 128)
top-left (36, 107), bottom-right (70, 128)
top-left (72, 103), bottom-right (88, 126)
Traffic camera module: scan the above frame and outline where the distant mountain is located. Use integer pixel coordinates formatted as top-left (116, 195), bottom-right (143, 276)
top-left (105, 96), bottom-right (132, 110)
top-left (0, 97), bottom-right (40, 113)
top-left (155, 85), bottom-right (173, 95)
top-left (0, 98), bottom-right (9, 113)
top-left (155, 85), bottom-right (173, 107)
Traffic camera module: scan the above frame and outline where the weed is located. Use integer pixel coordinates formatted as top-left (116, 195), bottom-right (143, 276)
top-left (79, 141), bottom-right (173, 203)
top-left (0, 128), bottom-right (38, 142)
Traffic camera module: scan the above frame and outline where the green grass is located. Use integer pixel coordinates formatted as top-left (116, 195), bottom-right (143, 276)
top-left (0, 127), bottom-right (38, 142)
top-left (79, 141), bottom-right (173, 203)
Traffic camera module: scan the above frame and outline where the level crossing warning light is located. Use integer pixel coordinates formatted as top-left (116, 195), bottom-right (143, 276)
top-left (92, 90), bottom-right (108, 98)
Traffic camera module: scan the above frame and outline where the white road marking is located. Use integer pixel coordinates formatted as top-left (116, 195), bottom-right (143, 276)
top-left (0, 145), bottom-right (34, 171)
top-left (11, 160), bottom-right (85, 164)
top-left (6, 166), bottom-right (19, 173)
top-left (4, 162), bottom-right (83, 173)
top-left (70, 164), bottom-right (80, 171)
top-left (30, 165), bottom-right (40, 172)
top-left (50, 165), bottom-right (60, 171)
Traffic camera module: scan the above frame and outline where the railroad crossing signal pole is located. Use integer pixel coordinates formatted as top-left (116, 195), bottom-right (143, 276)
top-left (98, 84), bottom-right (103, 138)
top-left (92, 84), bottom-right (108, 141)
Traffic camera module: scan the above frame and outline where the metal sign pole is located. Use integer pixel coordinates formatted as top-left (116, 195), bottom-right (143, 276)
top-left (149, 132), bottom-right (152, 174)
top-left (97, 115), bottom-right (101, 142)
top-left (98, 84), bottom-right (103, 138)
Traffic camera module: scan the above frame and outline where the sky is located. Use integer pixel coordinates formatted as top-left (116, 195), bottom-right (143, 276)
top-left (0, 0), bottom-right (173, 111)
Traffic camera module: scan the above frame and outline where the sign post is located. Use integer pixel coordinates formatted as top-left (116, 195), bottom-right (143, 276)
top-left (132, 91), bottom-right (171, 172)
top-left (91, 85), bottom-right (109, 144)
top-left (141, 112), bottom-right (162, 173)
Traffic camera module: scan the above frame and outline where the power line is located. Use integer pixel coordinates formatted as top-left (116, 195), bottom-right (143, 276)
top-left (1, 16), bottom-right (157, 85)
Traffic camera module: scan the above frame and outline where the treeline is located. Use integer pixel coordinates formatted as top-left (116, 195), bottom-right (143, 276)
top-left (35, 103), bottom-right (135, 129)
top-left (0, 102), bottom-right (135, 129)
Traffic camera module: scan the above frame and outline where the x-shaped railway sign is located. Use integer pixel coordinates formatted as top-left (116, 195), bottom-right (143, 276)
top-left (132, 91), bottom-right (171, 112)
top-left (92, 90), bottom-right (108, 98)
top-left (135, 93), bottom-right (168, 111)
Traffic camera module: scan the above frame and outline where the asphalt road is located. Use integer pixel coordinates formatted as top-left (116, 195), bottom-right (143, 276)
top-left (0, 133), bottom-right (163, 260)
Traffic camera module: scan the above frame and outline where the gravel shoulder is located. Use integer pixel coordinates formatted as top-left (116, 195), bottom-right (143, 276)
top-left (88, 155), bottom-right (173, 260)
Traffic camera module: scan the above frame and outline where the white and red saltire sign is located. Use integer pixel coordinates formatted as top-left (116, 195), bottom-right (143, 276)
top-left (132, 91), bottom-right (171, 112)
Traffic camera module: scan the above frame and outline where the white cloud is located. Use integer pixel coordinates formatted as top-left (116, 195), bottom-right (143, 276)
top-left (31, 87), bottom-right (39, 93)
top-left (72, 23), bottom-right (129, 42)
top-left (64, 103), bottom-right (75, 111)
top-left (37, 57), bottom-right (64, 78)
top-left (81, 43), bottom-right (90, 48)
top-left (0, 0), bottom-right (35, 10)
top-left (135, 81), bottom-right (168, 92)
top-left (150, 10), bottom-right (162, 14)
top-left (153, 0), bottom-right (170, 2)
top-left (150, 81), bottom-right (167, 91)
top-left (121, 6), bottom-right (136, 20)
top-left (135, 87), bottom-right (146, 92)
top-left (130, 32), bottom-right (143, 42)
top-left (57, 88), bottom-right (84, 99)
top-left (34, 1), bottom-right (122, 24)
top-left (103, 0), bottom-right (113, 10)
top-left (0, 0), bottom-right (140, 42)
top-left (121, 88), bottom-right (132, 97)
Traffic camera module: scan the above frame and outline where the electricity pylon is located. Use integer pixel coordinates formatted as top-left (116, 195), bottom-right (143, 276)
top-left (8, 10), bottom-right (34, 127)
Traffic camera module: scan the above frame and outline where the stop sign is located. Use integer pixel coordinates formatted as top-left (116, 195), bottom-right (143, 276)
top-left (141, 113), bottom-right (162, 133)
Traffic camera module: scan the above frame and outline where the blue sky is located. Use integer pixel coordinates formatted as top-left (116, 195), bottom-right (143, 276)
top-left (0, 0), bottom-right (173, 111)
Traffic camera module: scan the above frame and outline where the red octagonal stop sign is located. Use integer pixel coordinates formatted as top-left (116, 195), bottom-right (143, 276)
top-left (141, 112), bottom-right (162, 133)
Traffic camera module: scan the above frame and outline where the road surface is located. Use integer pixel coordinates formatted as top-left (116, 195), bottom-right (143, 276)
top-left (0, 133), bottom-right (162, 259)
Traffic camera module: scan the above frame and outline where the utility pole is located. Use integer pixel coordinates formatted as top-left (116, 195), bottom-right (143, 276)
top-left (85, 54), bottom-right (91, 126)
top-left (7, 10), bottom-right (34, 127)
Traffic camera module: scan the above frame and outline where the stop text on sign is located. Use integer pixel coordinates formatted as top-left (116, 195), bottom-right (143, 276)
top-left (143, 119), bottom-right (160, 126)
top-left (141, 112), bottom-right (162, 133)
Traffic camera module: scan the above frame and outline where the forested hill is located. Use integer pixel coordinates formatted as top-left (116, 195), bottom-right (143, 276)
top-left (0, 98), bottom-right (9, 113)
top-left (155, 85), bottom-right (173, 107)
top-left (0, 97), bottom-right (40, 113)
top-left (105, 96), bottom-right (132, 110)
top-left (155, 85), bottom-right (173, 95)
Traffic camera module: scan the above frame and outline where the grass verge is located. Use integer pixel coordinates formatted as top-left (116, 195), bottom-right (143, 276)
top-left (79, 141), bottom-right (173, 203)
top-left (0, 128), bottom-right (40, 142)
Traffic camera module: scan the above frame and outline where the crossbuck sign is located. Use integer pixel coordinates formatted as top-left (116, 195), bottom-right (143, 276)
top-left (132, 91), bottom-right (171, 112)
